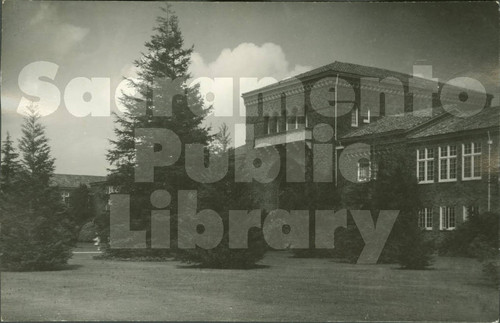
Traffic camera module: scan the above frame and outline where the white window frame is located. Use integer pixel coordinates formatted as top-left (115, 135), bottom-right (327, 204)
top-left (363, 109), bottom-right (371, 124)
top-left (108, 186), bottom-right (119, 194)
top-left (463, 205), bottom-right (479, 221)
top-left (417, 148), bottom-right (434, 184)
top-left (351, 108), bottom-right (359, 127)
top-left (462, 142), bottom-right (481, 180)
top-left (357, 159), bottom-right (371, 182)
top-left (418, 208), bottom-right (433, 230)
top-left (61, 191), bottom-right (70, 204)
top-left (440, 206), bottom-right (456, 231)
top-left (438, 145), bottom-right (457, 182)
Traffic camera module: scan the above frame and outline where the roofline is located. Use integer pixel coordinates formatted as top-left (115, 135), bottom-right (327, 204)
top-left (340, 110), bottom-right (451, 142)
top-left (408, 126), bottom-right (500, 144)
top-left (241, 61), bottom-right (450, 99)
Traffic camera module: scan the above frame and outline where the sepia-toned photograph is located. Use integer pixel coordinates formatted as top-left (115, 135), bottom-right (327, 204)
top-left (1, 1), bottom-right (499, 321)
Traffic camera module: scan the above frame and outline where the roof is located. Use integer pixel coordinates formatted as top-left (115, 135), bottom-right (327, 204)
top-left (409, 106), bottom-right (500, 139)
top-left (242, 60), bottom-right (437, 97)
top-left (51, 174), bottom-right (107, 188)
top-left (342, 109), bottom-right (438, 140)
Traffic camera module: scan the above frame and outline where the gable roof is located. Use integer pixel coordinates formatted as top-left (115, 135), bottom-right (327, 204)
top-left (341, 109), bottom-right (438, 140)
top-left (409, 106), bottom-right (500, 139)
top-left (51, 174), bottom-right (106, 189)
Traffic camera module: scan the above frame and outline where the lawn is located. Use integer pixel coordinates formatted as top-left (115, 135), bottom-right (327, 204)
top-left (1, 245), bottom-right (498, 322)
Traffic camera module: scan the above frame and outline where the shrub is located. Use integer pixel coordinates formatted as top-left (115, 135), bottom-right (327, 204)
top-left (176, 229), bottom-right (267, 268)
top-left (332, 225), bottom-right (365, 263)
top-left (395, 227), bottom-right (435, 269)
top-left (0, 191), bottom-right (75, 271)
top-left (439, 212), bottom-right (498, 258)
top-left (78, 221), bottom-right (97, 242)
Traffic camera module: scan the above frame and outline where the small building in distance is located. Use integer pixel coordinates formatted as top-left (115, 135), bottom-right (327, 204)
top-left (50, 174), bottom-right (107, 207)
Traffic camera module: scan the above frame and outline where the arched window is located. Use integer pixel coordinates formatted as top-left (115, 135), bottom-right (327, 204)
top-left (269, 114), bottom-right (278, 134)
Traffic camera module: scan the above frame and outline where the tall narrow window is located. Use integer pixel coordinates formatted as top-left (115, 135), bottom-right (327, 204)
top-left (418, 208), bottom-right (433, 230)
top-left (462, 142), bottom-right (481, 180)
top-left (363, 109), bottom-right (371, 124)
top-left (357, 158), bottom-right (371, 182)
top-left (351, 108), bottom-right (359, 127)
top-left (379, 93), bottom-right (386, 116)
top-left (417, 148), bottom-right (434, 183)
top-left (440, 206), bottom-right (456, 230)
top-left (463, 205), bottom-right (479, 221)
top-left (264, 116), bottom-right (270, 135)
top-left (439, 145), bottom-right (457, 182)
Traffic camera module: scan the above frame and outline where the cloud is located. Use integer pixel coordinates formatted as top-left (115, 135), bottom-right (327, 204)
top-left (29, 2), bottom-right (90, 58)
top-left (189, 43), bottom-right (312, 147)
top-left (190, 42), bottom-right (311, 80)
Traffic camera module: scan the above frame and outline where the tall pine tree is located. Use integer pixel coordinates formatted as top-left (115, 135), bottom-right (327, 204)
top-left (100, 5), bottom-right (211, 256)
top-left (0, 105), bottom-right (75, 271)
top-left (1, 132), bottom-right (20, 191)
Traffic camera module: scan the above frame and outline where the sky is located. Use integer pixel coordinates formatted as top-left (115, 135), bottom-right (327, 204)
top-left (1, 1), bottom-right (498, 176)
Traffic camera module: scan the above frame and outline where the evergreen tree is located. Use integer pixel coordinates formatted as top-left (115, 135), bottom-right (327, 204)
top-left (0, 105), bottom-right (74, 271)
top-left (100, 5), bottom-right (211, 256)
top-left (0, 132), bottom-right (20, 191)
top-left (18, 105), bottom-right (56, 194)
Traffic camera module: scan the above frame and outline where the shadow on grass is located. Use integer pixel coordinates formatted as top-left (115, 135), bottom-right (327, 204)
top-left (0, 264), bottom-right (83, 272)
top-left (175, 263), bottom-right (270, 270)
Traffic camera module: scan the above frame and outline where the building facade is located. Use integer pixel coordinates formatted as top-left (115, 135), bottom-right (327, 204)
top-left (340, 106), bottom-right (499, 235)
top-left (240, 61), bottom-right (496, 235)
top-left (51, 174), bottom-right (106, 207)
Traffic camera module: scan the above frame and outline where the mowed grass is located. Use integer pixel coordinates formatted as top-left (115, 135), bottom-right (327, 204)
top-left (1, 246), bottom-right (498, 322)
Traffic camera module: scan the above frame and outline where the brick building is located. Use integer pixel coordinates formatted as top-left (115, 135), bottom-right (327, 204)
top-left (341, 106), bottom-right (499, 235)
top-left (240, 60), bottom-right (496, 231)
top-left (50, 174), bottom-right (106, 207)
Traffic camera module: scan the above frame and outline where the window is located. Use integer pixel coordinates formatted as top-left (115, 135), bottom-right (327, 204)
top-left (439, 145), bottom-right (457, 182)
top-left (287, 114), bottom-right (298, 131)
top-left (264, 116), bottom-right (270, 134)
top-left (269, 116), bottom-right (278, 134)
top-left (108, 186), bottom-right (119, 194)
top-left (462, 142), bottom-right (481, 180)
top-left (463, 205), bottom-right (479, 221)
top-left (440, 206), bottom-right (456, 230)
top-left (61, 191), bottom-right (70, 205)
top-left (417, 148), bottom-right (434, 183)
top-left (418, 208), bottom-right (433, 230)
top-left (351, 108), bottom-right (359, 127)
top-left (357, 158), bottom-right (371, 182)
top-left (363, 109), bottom-right (371, 124)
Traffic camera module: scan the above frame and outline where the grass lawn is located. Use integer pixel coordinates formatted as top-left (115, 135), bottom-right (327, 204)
top-left (1, 246), bottom-right (498, 322)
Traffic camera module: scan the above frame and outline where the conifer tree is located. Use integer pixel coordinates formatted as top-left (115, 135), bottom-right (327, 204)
top-left (0, 105), bottom-right (74, 271)
top-left (100, 5), bottom-right (211, 256)
top-left (1, 132), bottom-right (20, 191)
